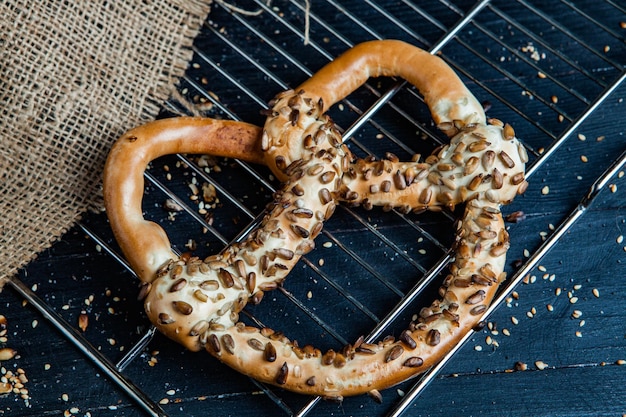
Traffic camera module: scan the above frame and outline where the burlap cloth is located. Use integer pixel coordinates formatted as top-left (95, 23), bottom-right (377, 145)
top-left (0, 1), bottom-right (214, 285)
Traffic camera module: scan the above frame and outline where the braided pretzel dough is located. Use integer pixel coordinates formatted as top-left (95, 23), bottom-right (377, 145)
top-left (103, 40), bottom-right (528, 401)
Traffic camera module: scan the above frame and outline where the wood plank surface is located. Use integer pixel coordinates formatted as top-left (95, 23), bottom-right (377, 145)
top-left (1, 1), bottom-right (624, 416)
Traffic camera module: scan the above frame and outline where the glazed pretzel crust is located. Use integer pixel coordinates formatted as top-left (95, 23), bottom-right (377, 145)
top-left (103, 40), bottom-right (527, 400)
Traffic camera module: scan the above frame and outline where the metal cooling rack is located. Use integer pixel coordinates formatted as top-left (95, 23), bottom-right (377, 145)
top-left (8, 0), bottom-right (626, 416)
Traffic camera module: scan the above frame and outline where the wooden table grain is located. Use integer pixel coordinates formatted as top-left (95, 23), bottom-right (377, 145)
top-left (2, 1), bottom-right (625, 416)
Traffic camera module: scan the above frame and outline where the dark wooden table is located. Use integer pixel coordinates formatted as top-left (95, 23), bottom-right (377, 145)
top-left (2, 1), bottom-right (625, 416)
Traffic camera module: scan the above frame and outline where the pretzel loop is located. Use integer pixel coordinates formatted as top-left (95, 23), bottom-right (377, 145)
top-left (103, 40), bottom-right (527, 400)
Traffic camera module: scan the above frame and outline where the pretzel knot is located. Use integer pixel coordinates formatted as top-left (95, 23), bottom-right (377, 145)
top-left (103, 40), bottom-right (528, 401)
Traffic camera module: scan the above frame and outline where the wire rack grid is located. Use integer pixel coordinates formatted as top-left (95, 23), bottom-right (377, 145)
top-left (8, 0), bottom-right (626, 416)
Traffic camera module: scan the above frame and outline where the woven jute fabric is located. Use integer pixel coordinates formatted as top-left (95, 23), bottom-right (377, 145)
top-left (0, 1), bottom-right (213, 285)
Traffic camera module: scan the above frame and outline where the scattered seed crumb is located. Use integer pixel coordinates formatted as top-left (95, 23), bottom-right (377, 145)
top-left (166, 389), bottom-right (176, 396)
top-left (592, 288), bottom-right (600, 298)
top-left (616, 359), bottom-right (626, 365)
top-left (318, 258), bottom-right (324, 266)
top-left (62, 393), bottom-right (69, 402)
top-left (502, 328), bottom-right (510, 336)
top-left (78, 313), bottom-right (88, 332)
top-left (569, 297), bottom-right (579, 304)
top-left (515, 361), bottom-right (527, 371)
top-left (604, 45), bottom-right (610, 53)
top-left (31, 320), bottom-right (38, 328)
top-left (322, 242), bottom-right (332, 248)
top-left (575, 331), bottom-right (583, 338)
top-left (44, 363), bottom-right (51, 370)
top-left (541, 185), bottom-right (550, 195)
top-left (547, 304), bottom-right (554, 312)
top-left (535, 360), bottom-right (548, 370)
top-left (580, 155), bottom-right (588, 163)
top-left (571, 310), bottom-right (582, 319)
top-left (511, 316), bottom-right (519, 325)
top-left (474, 345), bottom-right (482, 351)
top-left (159, 398), bottom-right (169, 405)
top-left (578, 133), bottom-right (586, 141)
top-left (307, 291), bottom-right (313, 299)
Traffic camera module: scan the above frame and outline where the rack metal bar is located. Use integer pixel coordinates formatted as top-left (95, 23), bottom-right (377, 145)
top-left (606, 0), bottom-right (626, 13)
top-left (362, 0), bottom-right (431, 45)
top-left (290, 0), bottom-right (369, 46)
top-left (560, 0), bottom-right (626, 40)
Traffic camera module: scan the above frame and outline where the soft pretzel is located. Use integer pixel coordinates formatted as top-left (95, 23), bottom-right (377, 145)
top-left (103, 40), bottom-right (528, 401)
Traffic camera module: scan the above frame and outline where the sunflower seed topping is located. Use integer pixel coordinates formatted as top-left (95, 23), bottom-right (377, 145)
top-left (264, 342), bottom-right (277, 362)
top-left (403, 356), bottom-right (424, 367)
top-left (276, 362), bottom-right (289, 385)
top-left (385, 345), bottom-right (405, 362)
